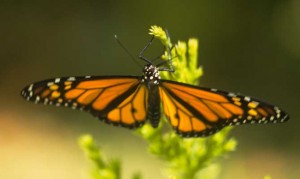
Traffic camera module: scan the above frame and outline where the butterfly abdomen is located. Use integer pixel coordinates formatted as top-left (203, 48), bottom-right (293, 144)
top-left (147, 85), bottom-right (161, 128)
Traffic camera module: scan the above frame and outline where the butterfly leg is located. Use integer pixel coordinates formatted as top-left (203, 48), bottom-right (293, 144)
top-left (157, 46), bottom-right (175, 72)
top-left (139, 35), bottom-right (155, 64)
top-left (157, 29), bottom-right (175, 72)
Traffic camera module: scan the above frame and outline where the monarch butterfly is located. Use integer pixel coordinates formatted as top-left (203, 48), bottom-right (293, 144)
top-left (21, 36), bottom-right (289, 137)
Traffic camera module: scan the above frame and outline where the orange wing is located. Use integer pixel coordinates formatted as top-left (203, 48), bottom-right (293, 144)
top-left (21, 76), bottom-right (148, 128)
top-left (159, 80), bottom-right (289, 137)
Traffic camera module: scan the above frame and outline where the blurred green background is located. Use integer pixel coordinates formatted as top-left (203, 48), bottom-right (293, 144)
top-left (1, 1), bottom-right (299, 179)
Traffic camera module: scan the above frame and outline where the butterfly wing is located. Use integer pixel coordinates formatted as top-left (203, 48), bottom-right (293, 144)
top-left (21, 76), bottom-right (148, 128)
top-left (159, 80), bottom-right (289, 137)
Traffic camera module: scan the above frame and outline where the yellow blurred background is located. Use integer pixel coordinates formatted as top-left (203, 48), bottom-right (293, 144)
top-left (0, 1), bottom-right (299, 179)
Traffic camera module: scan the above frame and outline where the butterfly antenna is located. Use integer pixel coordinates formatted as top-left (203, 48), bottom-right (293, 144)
top-left (114, 35), bottom-right (142, 67)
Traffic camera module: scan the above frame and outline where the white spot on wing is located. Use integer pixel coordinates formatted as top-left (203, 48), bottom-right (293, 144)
top-left (244, 96), bottom-right (251, 101)
top-left (28, 84), bottom-right (33, 91)
top-left (55, 78), bottom-right (61, 83)
top-left (228, 92), bottom-right (236, 97)
top-left (47, 82), bottom-right (54, 86)
top-left (68, 77), bottom-right (76, 81)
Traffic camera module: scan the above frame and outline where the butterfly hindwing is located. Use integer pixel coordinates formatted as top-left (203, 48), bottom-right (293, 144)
top-left (159, 80), bottom-right (289, 137)
top-left (21, 76), bottom-right (148, 128)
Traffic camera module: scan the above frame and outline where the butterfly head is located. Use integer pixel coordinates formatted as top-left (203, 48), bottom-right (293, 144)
top-left (142, 64), bottom-right (161, 85)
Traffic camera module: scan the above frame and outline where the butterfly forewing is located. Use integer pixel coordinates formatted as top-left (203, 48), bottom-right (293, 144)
top-left (159, 80), bottom-right (289, 137)
top-left (21, 76), bottom-right (148, 128)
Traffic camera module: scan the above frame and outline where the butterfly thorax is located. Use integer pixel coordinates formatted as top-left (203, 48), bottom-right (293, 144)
top-left (141, 64), bottom-right (161, 85)
top-left (142, 64), bottom-right (161, 128)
